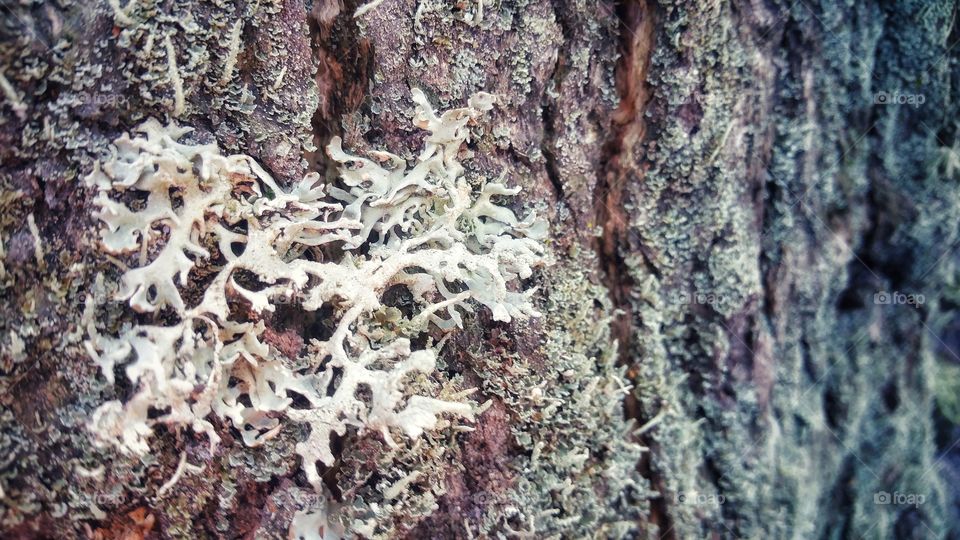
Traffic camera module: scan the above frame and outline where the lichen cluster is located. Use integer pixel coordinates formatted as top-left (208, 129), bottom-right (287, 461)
top-left (83, 90), bottom-right (547, 530)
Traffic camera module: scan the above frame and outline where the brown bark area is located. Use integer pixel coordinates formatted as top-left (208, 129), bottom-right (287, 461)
top-left (598, 0), bottom-right (661, 533)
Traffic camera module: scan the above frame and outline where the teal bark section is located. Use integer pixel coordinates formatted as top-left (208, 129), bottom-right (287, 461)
top-left (624, 0), bottom-right (960, 537)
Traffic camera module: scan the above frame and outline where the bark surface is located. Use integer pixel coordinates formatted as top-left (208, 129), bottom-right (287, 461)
top-left (1, 0), bottom-right (958, 538)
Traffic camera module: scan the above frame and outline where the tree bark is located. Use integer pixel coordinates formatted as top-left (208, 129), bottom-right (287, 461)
top-left (1, 0), bottom-right (958, 538)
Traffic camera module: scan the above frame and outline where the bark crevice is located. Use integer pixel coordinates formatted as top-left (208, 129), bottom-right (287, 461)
top-left (594, 0), bottom-right (664, 535)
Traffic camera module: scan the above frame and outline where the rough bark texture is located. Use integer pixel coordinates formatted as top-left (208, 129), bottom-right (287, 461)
top-left (1, 0), bottom-right (959, 539)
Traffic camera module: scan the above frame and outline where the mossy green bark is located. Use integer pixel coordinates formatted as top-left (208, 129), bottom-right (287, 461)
top-left (623, 1), bottom-right (960, 538)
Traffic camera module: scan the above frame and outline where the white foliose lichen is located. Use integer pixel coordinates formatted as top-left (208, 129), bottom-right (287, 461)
top-left (83, 89), bottom-right (547, 492)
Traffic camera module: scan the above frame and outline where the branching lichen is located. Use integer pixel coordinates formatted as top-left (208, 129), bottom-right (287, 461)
top-left (218, 21), bottom-right (245, 88)
top-left (84, 91), bottom-right (547, 502)
top-left (0, 68), bottom-right (25, 121)
top-left (163, 35), bottom-right (186, 117)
